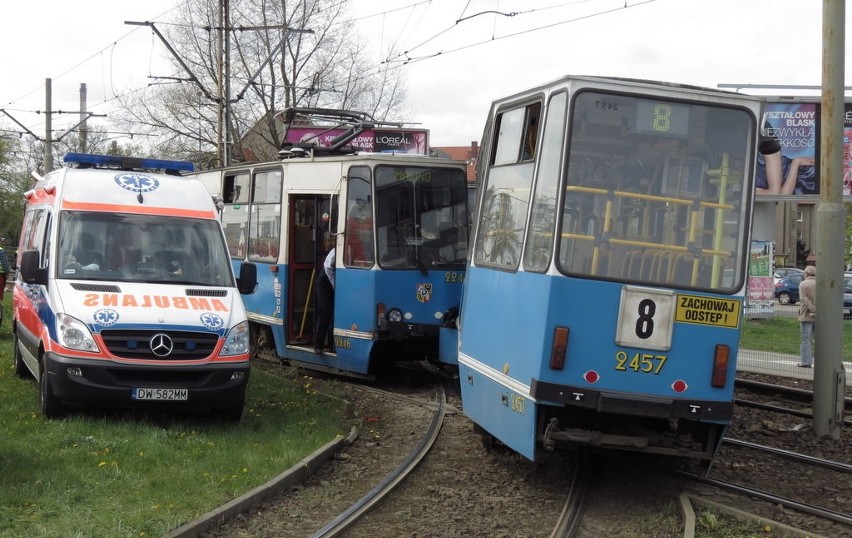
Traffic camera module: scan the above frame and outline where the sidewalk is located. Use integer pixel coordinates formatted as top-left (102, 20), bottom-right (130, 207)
top-left (737, 347), bottom-right (852, 385)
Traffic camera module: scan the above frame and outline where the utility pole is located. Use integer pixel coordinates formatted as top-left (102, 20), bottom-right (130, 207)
top-left (224, 0), bottom-right (232, 166)
top-left (126, 7), bottom-right (311, 168)
top-left (80, 83), bottom-right (88, 154)
top-left (216, 1), bottom-right (224, 166)
top-left (814, 0), bottom-right (845, 439)
top-left (45, 78), bottom-right (53, 173)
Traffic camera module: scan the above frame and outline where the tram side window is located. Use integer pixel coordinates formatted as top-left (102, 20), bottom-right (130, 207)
top-left (475, 102), bottom-right (541, 271)
top-left (492, 102), bottom-right (542, 165)
top-left (344, 166), bottom-right (375, 268)
top-left (222, 173), bottom-right (250, 258)
top-left (524, 92), bottom-right (566, 273)
top-left (248, 169), bottom-right (282, 263)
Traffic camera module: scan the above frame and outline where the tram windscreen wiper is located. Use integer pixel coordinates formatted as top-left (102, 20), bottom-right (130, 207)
top-left (396, 225), bottom-right (428, 275)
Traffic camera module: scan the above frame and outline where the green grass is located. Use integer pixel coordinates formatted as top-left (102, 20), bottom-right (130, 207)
top-left (740, 315), bottom-right (852, 359)
top-left (0, 299), bottom-right (347, 537)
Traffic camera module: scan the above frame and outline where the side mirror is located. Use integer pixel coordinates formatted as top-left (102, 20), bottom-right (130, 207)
top-left (19, 250), bottom-right (47, 285)
top-left (237, 262), bottom-right (257, 295)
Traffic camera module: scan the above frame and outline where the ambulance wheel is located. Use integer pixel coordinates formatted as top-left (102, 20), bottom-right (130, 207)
top-left (220, 401), bottom-right (244, 422)
top-left (13, 330), bottom-right (30, 379)
top-left (39, 361), bottom-right (65, 419)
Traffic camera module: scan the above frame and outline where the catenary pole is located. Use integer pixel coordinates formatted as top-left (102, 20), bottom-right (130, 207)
top-left (44, 78), bottom-right (53, 173)
top-left (814, 0), bottom-right (845, 438)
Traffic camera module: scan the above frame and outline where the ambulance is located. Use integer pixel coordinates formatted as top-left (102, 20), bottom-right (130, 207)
top-left (12, 153), bottom-right (257, 419)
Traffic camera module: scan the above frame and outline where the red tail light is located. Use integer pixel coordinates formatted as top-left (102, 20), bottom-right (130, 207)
top-left (376, 303), bottom-right (386, 326)
top-left (549, 326), bottom-right (569, 370)
top-left (711, 344), bottom-right (729, 388)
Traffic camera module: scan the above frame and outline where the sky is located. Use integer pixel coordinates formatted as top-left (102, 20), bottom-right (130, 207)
top-left (0, 0), bottom-right (847, 150)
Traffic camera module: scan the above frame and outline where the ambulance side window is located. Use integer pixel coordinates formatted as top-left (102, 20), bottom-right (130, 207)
top-left (21, 208), bottom-right (51, 267)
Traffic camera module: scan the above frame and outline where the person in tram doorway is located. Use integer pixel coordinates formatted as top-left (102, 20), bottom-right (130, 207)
top-left (313, 245), bottom-right (336, 354)
top-left (798, 265), bottom-right (816, 368)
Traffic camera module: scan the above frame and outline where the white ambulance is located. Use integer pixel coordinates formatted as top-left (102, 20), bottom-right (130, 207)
top-left (12, 153), bottom-right (257, 419)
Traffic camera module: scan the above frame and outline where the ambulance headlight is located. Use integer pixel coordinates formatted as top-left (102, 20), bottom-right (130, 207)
top-left (56, 314), bottom-right (99, 352)
top-left (221, 321), bottom-right (250, 356)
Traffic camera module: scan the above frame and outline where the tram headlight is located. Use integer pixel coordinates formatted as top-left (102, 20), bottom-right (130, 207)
top-left (386, 308), bottom-right (403, 323)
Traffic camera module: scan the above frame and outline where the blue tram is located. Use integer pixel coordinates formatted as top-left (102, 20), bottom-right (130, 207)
top-left (458, 76), bottom-right (762, 463)
top-left (194, 109), bottom-right (469, 378)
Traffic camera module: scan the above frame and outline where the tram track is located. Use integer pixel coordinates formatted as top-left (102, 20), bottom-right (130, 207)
top-left (198, 364), bottom-right (578, 537)
top-left (675, 435), bottom-right (852, 532)
top-left (734, 376), bottom-right (852, 425)
top-left (700, 375), bottom-right (852, 537)
top-left (311, 382), bottom-right (447, 537)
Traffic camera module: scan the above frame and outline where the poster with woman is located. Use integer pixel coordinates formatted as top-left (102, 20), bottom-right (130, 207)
top-left (756, 102), bottom-right (817, 196)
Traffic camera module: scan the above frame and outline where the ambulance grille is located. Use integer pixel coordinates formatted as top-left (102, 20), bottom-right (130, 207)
top-left (100, 329), bottom-right (219, 360)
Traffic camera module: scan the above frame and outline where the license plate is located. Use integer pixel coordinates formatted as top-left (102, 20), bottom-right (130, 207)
top-left (132, 388), bottom-right (188, 401)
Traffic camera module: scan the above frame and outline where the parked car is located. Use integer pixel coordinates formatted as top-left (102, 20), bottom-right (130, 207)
top-left (844, 275), bottom-right (852, 319)
top-left (774, 272), bottom-right (804, 304)
top-left (773, 266), bottom-right (803, 286)
top-left (777, 271), bottom-right (852, 318)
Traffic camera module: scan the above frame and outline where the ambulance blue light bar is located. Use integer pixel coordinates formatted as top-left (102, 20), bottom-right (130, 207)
top-left (63, 153), bottom-right (194, 172)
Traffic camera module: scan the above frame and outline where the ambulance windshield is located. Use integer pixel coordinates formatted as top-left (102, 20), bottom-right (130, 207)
top-left (56, 212), bottom-right (234, 287)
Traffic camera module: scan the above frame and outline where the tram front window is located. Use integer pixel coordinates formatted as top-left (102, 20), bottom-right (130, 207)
top-left (557, 91), bottom-right (755, 292)
top-left (375, 165), bottom-right (469, 270)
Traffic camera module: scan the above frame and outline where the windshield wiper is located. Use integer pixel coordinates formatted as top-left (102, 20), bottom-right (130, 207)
top-left (395, 226), bottom-right (428, 275)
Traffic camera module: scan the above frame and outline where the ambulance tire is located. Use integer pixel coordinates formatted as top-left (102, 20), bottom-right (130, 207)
top-left (12, 330), bottom-right (30, 379)
top-left (39, 358), bottom-right (66, 419)
top-left (220, 400), bottom-right (245, 423)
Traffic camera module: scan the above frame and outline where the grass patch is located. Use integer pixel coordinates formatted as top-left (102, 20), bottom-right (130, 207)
top-left (695, 508), bottom-right (800, 538)
top-left (0, 299), bottom-right (347, 537)
top-left (741, 315), bottom-right (852, 360)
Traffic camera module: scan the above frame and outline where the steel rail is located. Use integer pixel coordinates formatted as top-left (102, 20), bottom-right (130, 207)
top-left (670, 469), bottom-right (852, 528)
top-left (735, 378), bottom-right (852, 409)
top-left (723, 437), bottom-right (852, 473)
top-left (550, 456), bottom-right (588, 538)
top-left (311, 382), bottom-right (447, 538)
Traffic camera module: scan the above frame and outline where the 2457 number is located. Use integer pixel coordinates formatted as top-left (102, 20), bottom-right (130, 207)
top-left (615, 350), bottom-right (668, 374)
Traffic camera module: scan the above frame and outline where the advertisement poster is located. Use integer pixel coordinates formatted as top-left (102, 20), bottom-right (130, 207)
top-left (284, 127), bottom-right (429, 155)
top-left (756, 102), bottom-right (818, 196)
top-left (756, 101), bottom-right (852, 197)
top-left (745, 240), bottom-right (775, 317)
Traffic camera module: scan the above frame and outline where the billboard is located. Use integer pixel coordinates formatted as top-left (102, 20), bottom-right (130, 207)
top-left (284, 127), bottom-right (429, 155)
top-left (745, 240), bottom-right (775, 317)
top-left (756, 100), bottom-right (852, 197)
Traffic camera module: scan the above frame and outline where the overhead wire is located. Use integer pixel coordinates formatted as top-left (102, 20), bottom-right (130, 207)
top-left (4, 0), bottom-right (653, 144)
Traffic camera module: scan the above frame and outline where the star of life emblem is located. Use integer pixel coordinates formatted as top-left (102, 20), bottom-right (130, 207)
top-left (115, 173), bottom-right (160, 193)
top-left (93, 308), bottom-right (119, 326)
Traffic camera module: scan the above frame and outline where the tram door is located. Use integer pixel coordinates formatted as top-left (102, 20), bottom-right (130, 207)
top-left (287, 195), bottom-right (332, 344)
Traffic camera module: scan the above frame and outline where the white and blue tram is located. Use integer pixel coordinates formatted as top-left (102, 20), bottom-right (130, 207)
top-left (458, 76), bottom-right (762, 462)
top-left (195, 110), bottom-right (469, 378)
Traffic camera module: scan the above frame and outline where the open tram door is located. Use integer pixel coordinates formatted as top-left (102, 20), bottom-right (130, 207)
top-left (286, 194), bottom-right (336, 345)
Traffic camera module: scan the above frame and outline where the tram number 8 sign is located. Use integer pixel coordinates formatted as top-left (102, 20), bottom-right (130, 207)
top-left (615, 286), bottom-right (675, 351)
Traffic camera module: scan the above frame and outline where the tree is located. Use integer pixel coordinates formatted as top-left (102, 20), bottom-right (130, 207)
top-left (0, 136), bottom-right (37, 247)
top-left (113, 0), bottom-right (408, 166)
